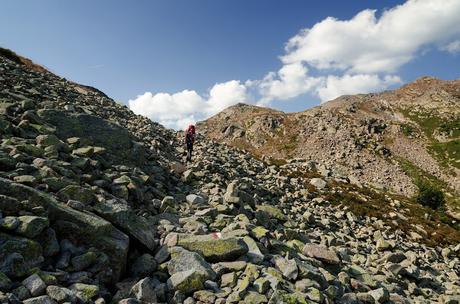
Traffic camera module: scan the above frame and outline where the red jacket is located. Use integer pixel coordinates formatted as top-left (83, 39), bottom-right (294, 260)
top-left (185, 126), bottom-right (195, 144)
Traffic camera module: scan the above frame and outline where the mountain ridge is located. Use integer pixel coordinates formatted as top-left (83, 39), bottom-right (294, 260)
top-left (198, 77), bottom-right (460, 213)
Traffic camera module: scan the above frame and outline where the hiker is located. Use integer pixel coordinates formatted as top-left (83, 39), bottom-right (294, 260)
top-left (185, 124), bottom-right (196, 162)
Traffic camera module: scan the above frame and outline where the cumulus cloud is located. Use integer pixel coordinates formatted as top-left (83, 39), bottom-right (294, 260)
top-left (282, 0), bottom-right (460, 73)
top-left (128, 90), bottom-right (205, 130)
top-left (128, 80), bottom-right (248, 130)
top-left (257, 62), bottom-right (324, 105)
top-left (129, 0), bottom-right (460, 129)
top-left (206, 80), bottom-right (248, 114)
top-left (317, 74), bottom-right (402, 102)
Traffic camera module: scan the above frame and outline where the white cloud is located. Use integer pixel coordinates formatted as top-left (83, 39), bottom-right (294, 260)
top-left (257, 62), bottom-right (324, 104)
top-left (282, 0), bottom-right (460, 74)
top-left (128, 90), bottom-right (205, 130)
top-left (206, 80), bottom-right (248, 114)
top-left (129, 0), bottom-right (460, 128)
top-left (317, 74), bottom-right (402, 102)
top-left (128, 80), bottom-right (248, 129)
top-left (442, 40), bottom-right (460, 54)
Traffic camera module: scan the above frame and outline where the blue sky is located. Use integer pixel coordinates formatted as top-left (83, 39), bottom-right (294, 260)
top-left (1, 0), bottom-right (459, 129)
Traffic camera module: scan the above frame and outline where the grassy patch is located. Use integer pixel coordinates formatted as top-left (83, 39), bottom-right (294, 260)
top-left (255, 117), bottom-right (300, 157)
top-left (323, 181), bottom-right (460, 246)
top-left (400, 108), bottom-right (459, 171)
top-left (400, 109), bottom-right (443, 139)
top-left (439, 119), bottom-right (460, 138)
top-left (396, 157), bottom-right (460, 210)
top-left (269, 158), bottom-right (288, 167)
top-left (400, 108), bottom-right (460, 140)
top-left (397, 157), bottom-right (447, 190)
top-left (281, 136), bottom-right (298, 155)
top-left (400, 123), bottom-right (418, 137)
top-left (429, 140), bottom-right (460, 169)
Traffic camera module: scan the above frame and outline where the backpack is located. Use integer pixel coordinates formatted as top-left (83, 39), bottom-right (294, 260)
top-left (185, 125), bottom-right (195, 144)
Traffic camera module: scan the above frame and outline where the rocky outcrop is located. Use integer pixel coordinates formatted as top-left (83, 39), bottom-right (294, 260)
top-left (0, 177), bottom-right (129, 283)
top-left (198, 80), bottom-right (460, 200)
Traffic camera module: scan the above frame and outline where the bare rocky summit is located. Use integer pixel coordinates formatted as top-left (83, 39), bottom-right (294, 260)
top-left (199, 79), bottom-right (460, 217)
top-left (1, 48), bottom-right (459, 303)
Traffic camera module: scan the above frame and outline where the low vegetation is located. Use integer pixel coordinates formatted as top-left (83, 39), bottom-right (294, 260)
top-left (416, 182), bottom-right (445, 210)
top-left (439, 118), bottom-right (460, 138)
top-left (324, 180), bottom-right (460, 246)
top-left (400, 123), bottom-right (418, 137)
top-left (400, 109), bottom-right (445, 139)
top-left (429, 139), bottom-right (460, 170)
top-left (397, 156), bottom-right (460, 213)
top-left (0, 47), bottom-right (48, 73)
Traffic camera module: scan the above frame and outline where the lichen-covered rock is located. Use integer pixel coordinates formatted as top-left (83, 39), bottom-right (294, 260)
top-left (223, 181), bottom-right (240, 204)
top-left (0, 233), bottom-right (43, 277)
top-left (186, 194), bottom-right (206, 205)
top-left (269, 290), bottom-right (309, 304)
top-left (15, 216), bottom-right (49, 238)
top-left (71, 251), bottom-right (98, 271)
top-left (22, 295), bottom-right (56, 304)
top-left (243, 291), bottom-right (268, 304)
top-left (253, 277), bottom-right (270, 294)
top-left (0, 178), bottom-right (129, 283)
top-left (57, 185), bottom-right (96, 205)
top-left (167, 247), bottom-right (216, 295)
top-left (176, 234), bottom-right (248, 262)
top-left (256, 205), bottom-right (287, 222)
top-left (13, 175), bottom-right (38, 186)
top-left (243, 236), bottom-right (264, 264)
top-left (167, 269), bottom-right (208, 295)
top-left (46, 285), bottom-right (74, 303)
top-left (38, 109), bottom-right (144, 166)
top-left (168, 247), bottom-right (215, 279)
top-left (41, 177), bottom-right (71, 192)
top-left (69, 283), bottom-right (99, 302)
top-left (368, 287), bottom-right (390, 303)
top-left (130, 277), bottom-right (158, 302)
top-left (93, 199), bottom-right (157, 251)
top-left (273, 256), bottom-right (298, 280)
top-left (12, 285), bottom-right (31, 301)
top-left (0, 216), bottom-right (19, 231)
top-left (36, 134), bottom-right (66, 150)
top-left (0, 154), bottom-right (17, 171)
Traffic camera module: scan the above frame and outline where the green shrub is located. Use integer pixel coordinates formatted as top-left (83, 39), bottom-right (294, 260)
top-left (400, 123), bottom-right (416, 137)
top-left (439, 118), bottom-right (460, 138)
top-left (416, 183), bottom-right (445, 209)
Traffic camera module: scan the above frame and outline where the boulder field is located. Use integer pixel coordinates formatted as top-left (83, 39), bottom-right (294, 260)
top-left (0, 50), bottom-right (459, 303)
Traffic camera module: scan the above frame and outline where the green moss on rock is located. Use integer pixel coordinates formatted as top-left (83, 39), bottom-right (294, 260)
top-left (177, 234), bottom-right (249, 262)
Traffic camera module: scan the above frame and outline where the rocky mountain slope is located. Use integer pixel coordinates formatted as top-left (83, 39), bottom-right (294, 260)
top-left (1, 48), bottom-right (460, 304)
top-left (198, 79), bottom-right (460, 217)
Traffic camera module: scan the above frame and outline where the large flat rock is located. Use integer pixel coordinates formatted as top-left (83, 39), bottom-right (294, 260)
top-left (176, 233), bottom-right (248, 262)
